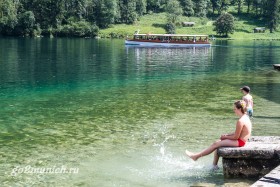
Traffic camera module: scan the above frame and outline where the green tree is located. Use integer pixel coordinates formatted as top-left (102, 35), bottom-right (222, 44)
top-left (165, 22), bottom-right (176, 34)
top-left (236, 0), bottom-right (244, 15)
top-left (62, 0), bottom-right (87, 21)
top-left (180, 0), bottom-right (194, 16)
top-left (22, 0), bottom-right (64, 31)
top-left (209, 0), bottom-right (230, 15)
top-left (217, 0), bottom-right (230, 14)
top-left (92, 0), bottom-right (117, 28)
top-left (244, 0), bottom-right (253, 13)
top-left (146, 0), bottom-right (168, 13)
top-left (165, 0), bottom-right (182, 24)
top-left (136, 0), bottom-right (147, 16)
top-left (193, 0), bottom-right (209, 17)
top-left (264, 0), bottom-right (280, 33)
top-left (252, 0), bottom-right (263, 16)
top-left (119, 0), bottom-right (137, 24)
top-left (56, 21), bottom-right (98, 37)
top-left (210, 0), bottom-right (220, 14)
top-left (0, 0), bottom-right (19, 35)
top-left (213, 12), bottom-right (235, 37)
top-left (17, 11), bottom-right (36, 36)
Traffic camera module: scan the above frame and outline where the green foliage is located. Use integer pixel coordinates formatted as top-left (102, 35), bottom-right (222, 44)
top-left (99, 13), bottom-right (167, 38)
top-left (146, 0), bottom-right (168, 13)
top-left (165, 22), bottom-right (176, 34)
top-left (236, 0), bottom-right (244, 14)
top-left (119, 0), bottom-right (137, 24)
top-left (0, 0), bottom-right (279, 38)
top-left (0, 0), bottom-right (18, 35)
top-left (136, 0), bottom-right (147, 16)
top-left (180, 0), bottom-right (194, 16)
top-left (19, 11), bottom-right (35, 29)
top-left (209, 0), bottom-right (219, 14)
top-left (22, 0), bottom-right (64, 30)
top-left (55, 21), bottom-right (99, 37)
top-left (92, 0), bottom-right (118, 28)
top-left (214, 12), bottom-right (235, 37)
top-left (165, 0), bottom-right (183, 24)
top-left (263, 0), bottom-right (280, 33)
top-left (244, 0), bottom-right (252, 13)
top-left (193, 0), bottom-right (208, 17)
top-left (216, 0), bottom-right (231, 14)
top-left (63, 0), bottom-right (87, 21)
top-left (15, 11), bottom-right (41, 36)
top-left (209, 0), bottom-right (234, 15)
top-left (99, 11), bottom-right (280, 39)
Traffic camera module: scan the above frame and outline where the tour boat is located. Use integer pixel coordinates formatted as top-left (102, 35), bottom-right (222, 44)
top-left (125, 33), bottom-right (211, 47)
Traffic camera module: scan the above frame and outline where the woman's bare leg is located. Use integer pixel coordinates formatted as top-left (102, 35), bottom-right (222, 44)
top-left (213, 150), bottom-right (219, 166)
top-left (185, 139), bottom-right (238, 161)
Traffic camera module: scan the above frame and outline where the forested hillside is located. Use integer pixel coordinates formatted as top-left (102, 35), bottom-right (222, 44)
top-left (0, 0), bottom-right (279, 38)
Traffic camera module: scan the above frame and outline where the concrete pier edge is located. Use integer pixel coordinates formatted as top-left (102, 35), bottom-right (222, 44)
top-left (217, 136), bottom-right (280, 185)
top-left (251, 165), bottom-right (280, 187)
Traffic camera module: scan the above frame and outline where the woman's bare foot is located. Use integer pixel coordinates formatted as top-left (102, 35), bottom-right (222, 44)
top-left (185, 150), bottom-right (198, 161)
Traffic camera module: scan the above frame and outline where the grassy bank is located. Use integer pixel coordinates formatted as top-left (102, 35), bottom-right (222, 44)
top-left (99, 12), bottom-right (280, 40)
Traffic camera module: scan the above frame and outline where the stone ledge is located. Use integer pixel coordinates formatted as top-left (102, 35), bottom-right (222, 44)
top-left (218, 136), bottom-right (280, 159)
top-left (217, 136), bottom-right (280, 178)
top-left (249, 136), bottom-right (280, 143)
top-left (221, 158), bottom-right (280, 178)
top-left (218, 143), bottom-right (280, 159)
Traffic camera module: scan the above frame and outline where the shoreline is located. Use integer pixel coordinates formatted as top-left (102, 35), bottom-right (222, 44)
top-left (2, 36), bottom-right (280, 41)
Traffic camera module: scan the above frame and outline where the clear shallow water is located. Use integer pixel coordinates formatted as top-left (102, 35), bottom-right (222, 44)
top-left (0, 38), bottom-right (280, 186)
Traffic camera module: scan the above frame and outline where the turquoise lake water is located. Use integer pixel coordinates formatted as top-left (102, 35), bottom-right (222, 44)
top-left (0, 38), bottom-right (280, 186)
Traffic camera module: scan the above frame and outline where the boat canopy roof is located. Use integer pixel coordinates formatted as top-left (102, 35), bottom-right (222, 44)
top-left (134, 34), bottom-right (208, 37)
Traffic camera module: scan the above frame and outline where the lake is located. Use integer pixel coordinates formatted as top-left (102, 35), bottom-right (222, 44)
top-left (0, 38), bottom-right (279, 186)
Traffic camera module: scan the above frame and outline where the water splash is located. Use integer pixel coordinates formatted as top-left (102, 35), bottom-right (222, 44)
top-left (160, 146), bottom-right (165, 155)
top-left (153, 134), bottom-right (177, 156)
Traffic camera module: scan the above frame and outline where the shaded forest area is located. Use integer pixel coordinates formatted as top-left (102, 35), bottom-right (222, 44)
top-left (0, 0), bottom-right (279, 37)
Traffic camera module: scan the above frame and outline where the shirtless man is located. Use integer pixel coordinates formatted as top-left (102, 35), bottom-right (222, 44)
top-left (240, 86), bottom-right (253, 117)
top-left (185, 100), bottom-right (252, 169)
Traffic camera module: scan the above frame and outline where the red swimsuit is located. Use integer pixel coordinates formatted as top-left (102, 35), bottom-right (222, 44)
top-left (237, 138), bottom-right (246, 147)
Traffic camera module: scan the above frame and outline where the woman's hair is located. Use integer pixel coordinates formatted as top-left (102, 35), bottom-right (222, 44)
top-left (234, 100), bottom-right (247, 114)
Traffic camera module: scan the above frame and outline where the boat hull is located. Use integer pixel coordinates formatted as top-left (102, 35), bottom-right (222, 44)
top-left (125, 40), bottom-right (211, 47)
